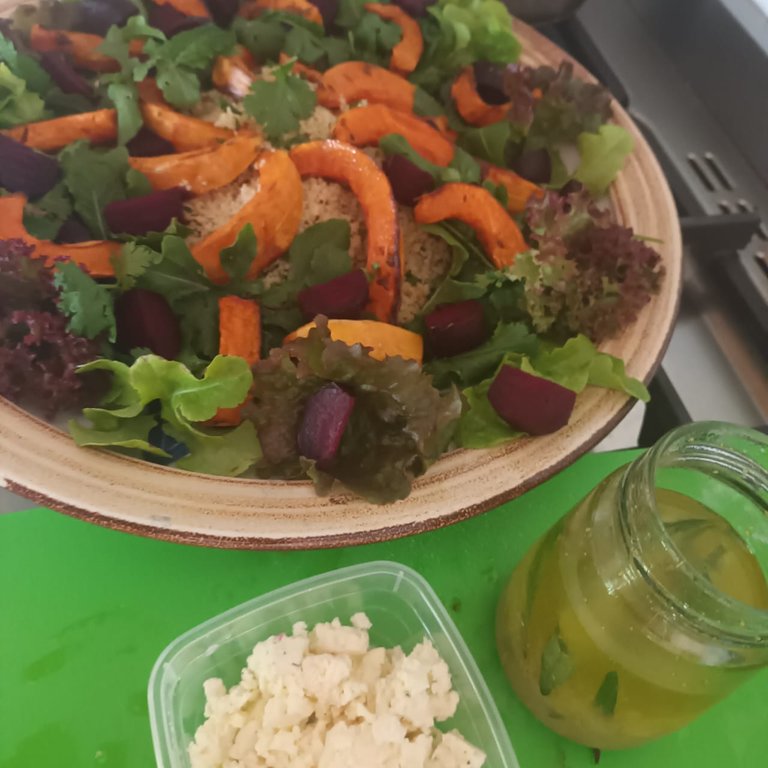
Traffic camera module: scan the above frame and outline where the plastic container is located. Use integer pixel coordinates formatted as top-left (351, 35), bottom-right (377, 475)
top-left (148, 561), bottom-right (520, 768)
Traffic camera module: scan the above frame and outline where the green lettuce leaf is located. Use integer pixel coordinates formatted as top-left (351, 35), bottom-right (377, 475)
top-left (574, 124), bottom-right (634, 196)
top-left (413, 0), bottom-right (521, 94)
top-left (456, 121), bottom-right (517, 167)
top-left (70, 355), bottom-right (261, 476)
top-left (456, 334), bottom-right (649, 449)
top-left (249, 318), bottom-right (461, 502)
top-left (519, 334), bottom-right (650, 401)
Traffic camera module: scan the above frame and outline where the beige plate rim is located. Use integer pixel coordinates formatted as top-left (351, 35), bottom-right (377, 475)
top-left (0, 15), bottom-right (682, 550)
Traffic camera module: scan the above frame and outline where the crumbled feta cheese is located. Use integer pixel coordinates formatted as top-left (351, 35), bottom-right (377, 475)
top-left (188, 615), bottom-right (486, 768)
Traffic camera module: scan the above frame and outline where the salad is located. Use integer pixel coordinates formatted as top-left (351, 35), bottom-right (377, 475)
top-left (0, 0), bottom-right (664, 504)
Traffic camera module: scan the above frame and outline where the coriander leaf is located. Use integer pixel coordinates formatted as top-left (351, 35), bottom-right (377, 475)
top-left (574, 124), bottom-right (633, 196)
top-left (112, 242), bottom-right (161, 289)
top-left (71, 355), bottom-right (261, 476)
top-left (457, 378), bottom-right (522, 448)
top-left (220, 224), bottom-right (258, 283)
top-left (155, 60), bottom-right (200, 107)
top-left (335, 0), bottom-right (366, 28)
top-left (425, 321), bottom-right (538, 389)
top-left (540, 629), bottom-right (574, 696)
top-left (284, 24), bottom-right (327, 65)
top-left (0, 62), bottom-right (47, 128)
top-left (594, 671), bottom-right (619, 716)
top-left (154, 25), bottom-right (236, 71)
top-left (59, 142), bottom-right (151, 239)
top-left (243, 61), bottom-right (317, 144)
top-left (107, 82), bottom-right (142, 144)
top-left (350, 12), bottom-right (401, 65)
top-left (457, 121), bottom-right (515, 166)
top-left (233, 16), bottom-right (286, 62)
top-left (54, 262), bottom-right (116, 342)
top-left (22, 181), bottom-right (73, 240)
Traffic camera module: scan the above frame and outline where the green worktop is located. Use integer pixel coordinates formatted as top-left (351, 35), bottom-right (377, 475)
top-left (1, 449), bottom-right (766, 768)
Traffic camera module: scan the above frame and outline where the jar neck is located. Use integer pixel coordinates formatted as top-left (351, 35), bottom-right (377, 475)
top-left (618, 422), bottom-right (768, 647)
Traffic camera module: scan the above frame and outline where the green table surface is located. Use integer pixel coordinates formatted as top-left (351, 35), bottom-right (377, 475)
top-left (1, 449), bottom-right (766, 768)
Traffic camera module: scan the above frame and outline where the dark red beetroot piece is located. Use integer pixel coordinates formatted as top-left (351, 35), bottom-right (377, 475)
top-left (424, 299), bottom-right (489, 358)
top-left (488, 365), bottom-right (577, 435)
top-left (148, 1), bottom-right (207, 36)
top-left (39, 51), bottom-right (95, 98)
top-left (56, 215), bottom-right (93, 243)
top-left (297, 269), bottom-right (369, 322)
top-left (115, 288), bottom-right (182, 360)
top-left (298, 383), bottom-right (356, 469)
top-left (310, 0), bottom-right (339, 27)
top-left (0, 134), bottom-right (60, 200)
top-left (392, 0), bottom-right (435, 17)
top-left (511, 148), bottom-right (552, 184)
top-left (382, 153), bottom-right (435, 207)
top-left (203, 0), bottom-right (240, 26)
top-left (472, 61), bottom-right (508, 105)
top-left (103, 187), bottom-right (186, 236)
top-left (75, 0), bottom-right (136, 35)
top-left (127, 127), bottom-right (176, 158)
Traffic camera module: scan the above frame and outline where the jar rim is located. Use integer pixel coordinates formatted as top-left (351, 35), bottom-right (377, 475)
top-left (623, 422), bottom-right (768, 645)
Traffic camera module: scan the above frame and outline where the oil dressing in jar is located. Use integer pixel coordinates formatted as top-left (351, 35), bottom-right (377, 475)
top-left (496, 423), bottom-right (768, 749)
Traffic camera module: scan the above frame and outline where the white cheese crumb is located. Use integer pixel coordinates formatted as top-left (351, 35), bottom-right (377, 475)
top-left (188, 614), bottom-right (486, 768)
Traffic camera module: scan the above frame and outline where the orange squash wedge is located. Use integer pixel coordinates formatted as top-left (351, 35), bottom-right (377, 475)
top-left (414, 183), bottom-right (526, 269)
top-left (0, 195), bottom-right (117, 277)
top-left (29, 25), bottom-right (144, 73)
top-left (213, 296), bottom-right (261, 426)
top-left (239, 0), bottom-right (323, 26)
top-left (154, 0), bottom-right (210, 17)
top-left (483, 164), bottom-right (543, 213)
top-left (286, 319), bottom-right (423, 363)
top-left (140, 102), bottom-right (234, 152)
top-left (2, 109), bottom-right (117, 152)
top-left (363, 3), bottom-right (423, 74)
top-left (451, 67), bottom-right (510, 127)
top-left (333, 105), bottom-right (455, 166)
top-left (213, 48), bottom-right (257, 99)
top-left (191, 150), bottom-right (303, 283)
top-left (317, 62), bottom-right (416, 113)
top-left (289, 140), bottom-right (401, 323)
top-left (129, 133), bottom-right (263, 196)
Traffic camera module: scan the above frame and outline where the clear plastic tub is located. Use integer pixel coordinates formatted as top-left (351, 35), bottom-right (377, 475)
top-left (148, 560), bottom-right (520, 768)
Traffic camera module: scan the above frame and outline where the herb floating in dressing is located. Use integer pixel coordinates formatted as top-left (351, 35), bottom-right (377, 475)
top-left (593, 671), bottom-right (619, 717)
top-left (539, 629), bottom-right (573, 696)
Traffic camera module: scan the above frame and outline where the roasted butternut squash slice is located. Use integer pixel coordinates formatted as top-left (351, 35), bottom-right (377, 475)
top-left (278, 52), bottom-right (323, 84)
top-left (129, 134), bottom-right (263, 196)
top-left (414, 183), bottom-right (526, 268)
top-left (483, 164), bottom-right (543, 213)
top-left (451, 67), bottom-right (510, 127)
top-left (29, 25), bottom-right (143, 73)
top-left (213, 296), bottom-right (261, 426)
top-left (140, 102), bottom-right (234, 152)
top-left (289, 140), bottom-right (401, 323)
top-left (154, 0), bottom-right (210, 17)
top-left (317, 62), bottom-right (416, 113)
top-left (333, 105), bottom-right (454, 166)
top-left (2, 109), bottom-right (117, 152)
top-left (363, 3), bottom-right (423, 74)
top-left (213, 48), bottom-right (257, 99)
top-left (191, 150), bottom-right (303, 283)
top-left (0, 195), bottom-right (117, 276)
top-left (239, 0), bottom-right (323, 26)
top-left (287, 319), bottom-right (423, 363)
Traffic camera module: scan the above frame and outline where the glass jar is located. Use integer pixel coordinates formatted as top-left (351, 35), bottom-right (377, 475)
top-left (496, 422), bottom-right (768, 749)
